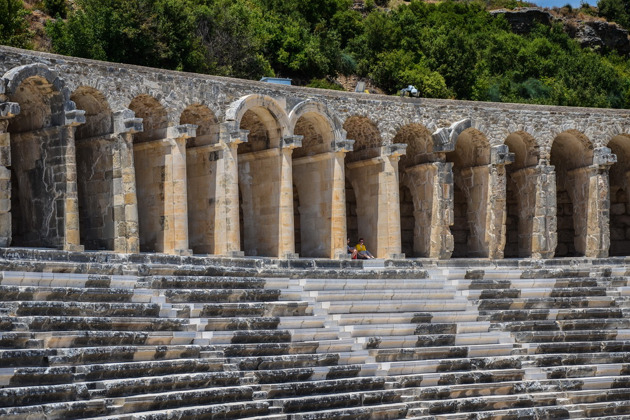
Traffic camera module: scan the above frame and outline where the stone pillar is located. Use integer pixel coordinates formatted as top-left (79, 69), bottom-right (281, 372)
top-left (485, 145), bottom-right (513, 259)
top-left (62, 104), bottom-right (86, 252)
top-left (404, 161), bottom-right (454, 259)
top-left (0, 101), bottom-right (19, 247)
top-left (213, 126), bottom-right (247, 256)
top-left (112, 109), bottom-right (142, 253)
top-left (346, 144), bottom-right (406, 258)
top-left (510, 163), bottom-right (556, 259)
top-left (566, 147), bottom-right (616, 258)
top-left (279, 135), bottom-right (302, 259)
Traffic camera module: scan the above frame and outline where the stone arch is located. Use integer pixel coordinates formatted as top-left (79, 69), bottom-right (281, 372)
top-left (129, 94), bottom-right (170, 252)
top-left (343, 116), bottom-right (382, 160)
top-left (550, 130), bottom-right (594, 257)
top-left (4, 64), bottom-right (78, 249)
top-left (231, 95), bottom-right (292, 257)
top-left (504, 131), bottom-right (540, 258)
top-left (607, 134), bottom-right (630, 256)
top-left (446, 128), bottom-right (491, 257)
top-left (181, 104), bottom-right (220, 254)
top-left (72, 86), bottom-right (116, 250)
top-left (394, 123), bottom-right (435, 257)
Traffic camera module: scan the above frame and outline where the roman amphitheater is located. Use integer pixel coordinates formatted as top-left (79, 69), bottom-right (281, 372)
top-left (2, 45), bottom-right (630, 419)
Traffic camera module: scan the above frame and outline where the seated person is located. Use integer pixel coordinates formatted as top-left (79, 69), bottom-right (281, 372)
top-left (347, 238), bottom-right (358, 259)
top-left (355, 238), bottom-right (374, 259)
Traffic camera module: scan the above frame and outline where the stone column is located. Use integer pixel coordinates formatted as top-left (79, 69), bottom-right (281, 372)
top-left (567, 147), bottom-right (616, 258)
top-left (510, 163), bottom-right (556, 259)
top-left (0, 101), bottom-right (19, 247)
top-left (346, 144), bottom-right (406, 259)
top-left (331, 139), bottom-right (354, 259)
top-left (404, 160), bottom-right (454, 259)
top-left (112, 109), bottom-right (142, 253)
top-left (278, 135), bottom-right (302, 259)
top-left (62, 104), bottom-right (86, 252)
top-left (165, 125), bottom-right (195, 255)
top-left (214, 125), bottom-right (247, 256)
top-left (485, 145), bottom-right (513, 259)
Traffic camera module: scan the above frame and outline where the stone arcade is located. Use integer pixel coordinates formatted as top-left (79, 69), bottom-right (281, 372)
top-left (4, 46), bottom-right (630, 420)
top-left (1, 46), bottom-right (629, 260)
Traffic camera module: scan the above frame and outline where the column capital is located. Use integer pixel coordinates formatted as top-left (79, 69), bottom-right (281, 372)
top-left (382, 143), bottom-right (407, 158)
top-left (491, 144), bottom-right (515, 165)
top-left (167, 124), bottom-right (197, 140)
top-left (432, 118), bottom-right (471, 153)
top-left (220, 122), bottom-right (249, 145)
top-left (113, 108), bottom-right (143, 134)
top-left (0, 102), bottom-right (20, 119)
top-left (281, 135), bottom-right (303, 149)
top-left (64, 100), bottom-right (86, 127)
top-left (593, 146), bottom-right (616, 168)
top-left (332, 138), bottom-right (354, 153)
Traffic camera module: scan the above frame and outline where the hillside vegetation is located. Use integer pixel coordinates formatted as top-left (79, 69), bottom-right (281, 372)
top-left (3, 0), bottom-right (630, 108)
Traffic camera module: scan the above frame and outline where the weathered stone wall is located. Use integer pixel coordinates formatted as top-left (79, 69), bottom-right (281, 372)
top-left (2, 46), bottom-right (630, 259)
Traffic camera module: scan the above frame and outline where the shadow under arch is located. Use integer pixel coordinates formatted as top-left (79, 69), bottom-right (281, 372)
top-left (72, 86), bottom-right (115, 250)
top-left (446, 127), bottom-right (491, 258)
top-left (181, 104), bottom-right (221, 255)
top-left (504, 131), bottom-right (539, 258)
top-left (607, 133), bottom-right (630, 256)
top-left (550, 129), bottom-right (594, 257)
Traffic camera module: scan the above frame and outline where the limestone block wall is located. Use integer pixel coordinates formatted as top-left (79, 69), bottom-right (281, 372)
top-left (2, 46), bottom-right (630, 259)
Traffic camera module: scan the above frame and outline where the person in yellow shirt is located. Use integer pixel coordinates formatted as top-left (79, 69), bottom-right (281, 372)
top-left (355, 238), bottom-right (374, 259)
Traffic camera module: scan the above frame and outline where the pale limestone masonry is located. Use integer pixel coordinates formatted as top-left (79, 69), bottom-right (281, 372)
top-left (2, 46), bottom-right (630, 259)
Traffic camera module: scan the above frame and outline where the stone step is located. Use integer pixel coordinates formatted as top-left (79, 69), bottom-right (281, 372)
top-left (230, 353), bottom-right (341, 372)
top-left (532, 363), bottom-right (626, 380)
top-left (479, 307), bottom-right (626, 322)
top-left (0, 382), bottom-right (89, 407)
top-left (278, 402), bottom-right (408, 420)
top-left (343, 322), bottom-right (490, 337)
top-left (456, 278), bottom-right (601, 290)
top-left (300, 278), bottom-right (447, 291)
top-left (387, 368), bottom-right (526, 389)
top-left (566, 399), bottom-right (630, 418)
top-left (144, 275), bottom-right (270, 289)
top-left (525, 339), bottom-right (630, 355)
top-left (101, 400), bottom-right (271, 419)
top-left (491, 318), bottom-right (630, 332)
top-left (513, 329), bottom-right (630, 343)
top-left (25, 330), bottom-right (197, 348)
top-left (407, 404), bottom-right (570, 419)
top-left (468, 286), bottom-right (608, 299)
top-left (0, 301), bottom-right (161, 317)
top-left (200, 316), bottom-right (282, 331)
top-left (0, 399), bottom-right (108, 420)
top-left (161, 288), bottom-right (283, 303)
top-left (92, 371), bottom-right (246, 398)
top-left (477, 296), bottom-right (617, 310)
top-left (196, 328), bottom-right (339, 345)
top-left (334, 311), bottom-right (480, 326)
top-left (0, 357), bottom-right (230, 386)
top-left (356, 331), bottom-right (510, 350)
top-left (261, 376), bottom-right (387, 398)
top-left (197, 301), bottom-right (310, 317)
top-left (275, 388), bottom-right (402, 414)
top-left (371, 344), bottom-right (517, 363)
top-left (311, 289), bottom-right (457, 302)
top-left (0, 315), bottom-right (193, 332)
top-left (0, 285), bottom-right (144, 303)
top-left (0, 271), bottom-right (138, 288)
top-left (527, 351), bottom-right (630, 367)
top-left (205, 339), bottom-right (354, 358)
top-left (376, 355), bottom-right (522, 377)
top-left (323, 299), bottom-right (469, 314)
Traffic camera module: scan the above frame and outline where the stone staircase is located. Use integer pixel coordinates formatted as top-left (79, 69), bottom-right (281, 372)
top-left (0, 250), bottom-right (629, 419)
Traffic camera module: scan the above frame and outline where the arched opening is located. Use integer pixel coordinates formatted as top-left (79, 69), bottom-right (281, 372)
top-left (129, 94), bottom-right (168, 252)
top-left (394, 123), bottom-right (435, 258)
top-left (504, 131), bottom-right (538, 258)
top-left (446, 128), bottom-right (491, 258)
top-left (346, 178), bottom-right (358, 246)
top-left (607, 134), bottom-right (630, 256)
top-left (237, 105), bottom-right (284, 256)
top-left (7, 75), bottom-right (66, 248)
top-left (550, 130), bottom-right (594, 257)
top-left (343, 116), bottom-right (382, 255)
top-left (181, 104), bottom-right (219, 254)
top-left (72, 86), bottom-right (114, 250)
top-left (291, 110), bottom-right (335, 257)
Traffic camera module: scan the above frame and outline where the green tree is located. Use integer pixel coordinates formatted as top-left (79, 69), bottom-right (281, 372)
top-left (598, 0), bottom-right (630, 29)
top-left (0, 0), bottom-right (32, 48)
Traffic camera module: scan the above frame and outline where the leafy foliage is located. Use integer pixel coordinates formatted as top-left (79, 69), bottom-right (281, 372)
top-left (17, 0), bottom-right (630, 108)
top-left (0, 0), bottom-right (32, 48)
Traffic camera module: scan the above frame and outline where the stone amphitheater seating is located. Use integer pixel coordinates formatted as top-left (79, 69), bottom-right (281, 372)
top-left (1, 249), bottom-right (630, 419)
